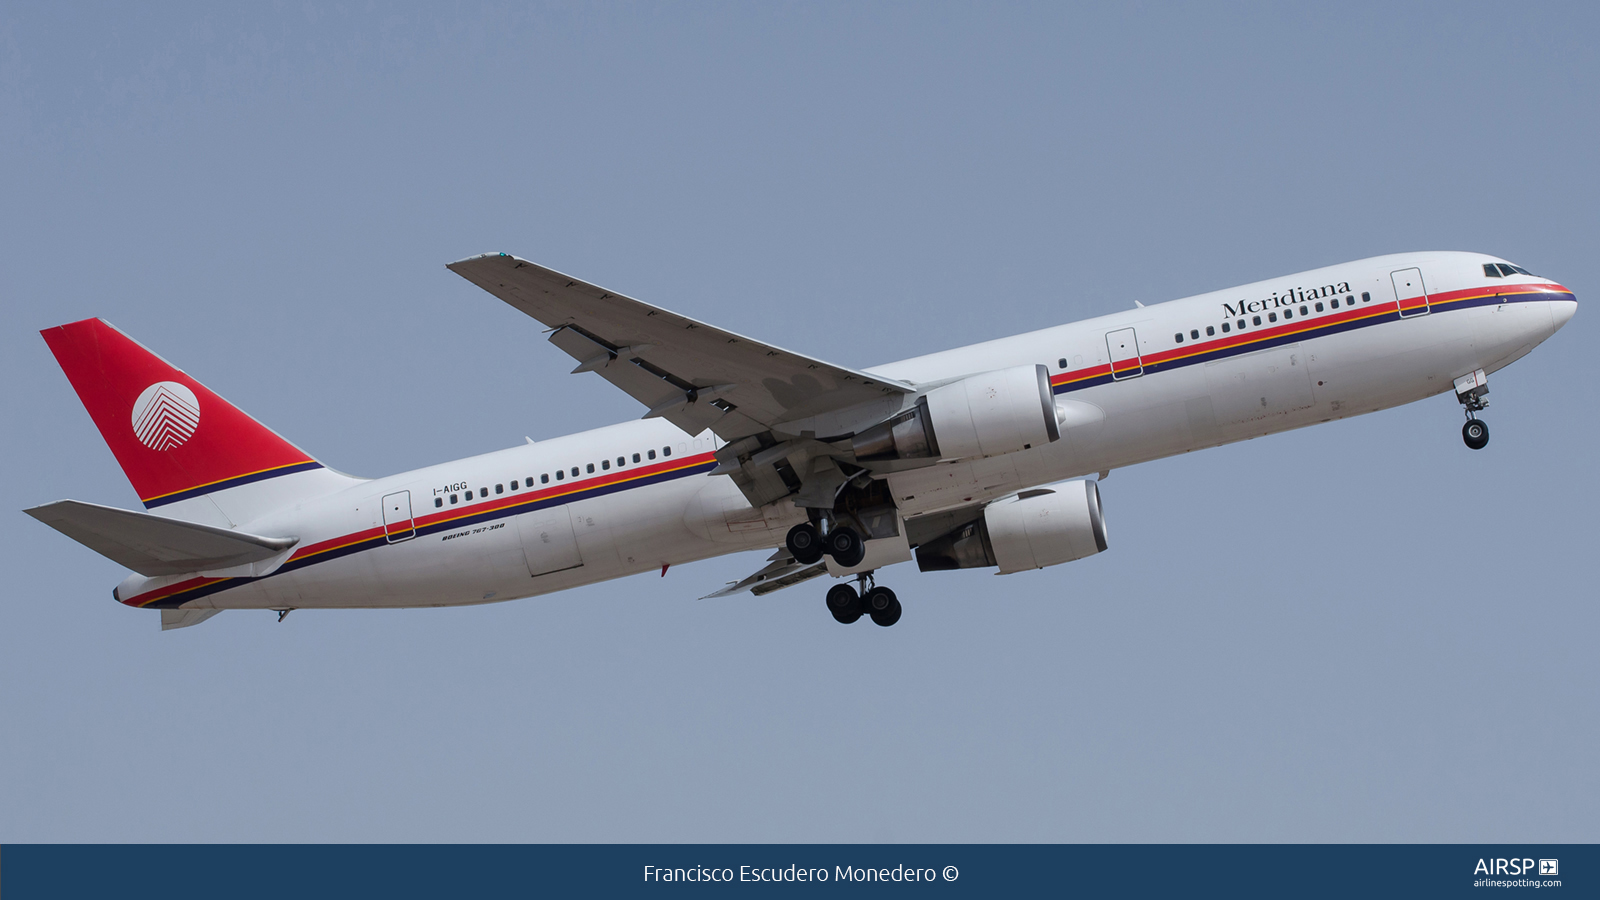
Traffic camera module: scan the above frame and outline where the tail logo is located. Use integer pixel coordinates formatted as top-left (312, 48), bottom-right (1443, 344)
top-left (131, 381), bottom-right (200, 451)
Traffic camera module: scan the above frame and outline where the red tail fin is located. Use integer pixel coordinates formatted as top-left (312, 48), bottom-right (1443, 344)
top-left (41, 318), bottom-right (324, 509)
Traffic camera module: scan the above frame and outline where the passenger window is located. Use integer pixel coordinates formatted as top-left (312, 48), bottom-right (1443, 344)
top-left (1299, 305), bottom-right (1308, 315)
top-left (1315, 302), bottom-right (1323, 312)
top-left (633, 453), bottom-right (642, 463)
top-left (510, 479), bottom-right (519, 489)
top-left (1484, 263), bottom-right (1502, 278)
top-left (587, 463), bottom-right (595, 474)
top-left (495, 484), bottom-right (503, 494)
top-left (1268, 312), bottom-right (1278, 322)
top-left (602, 459), bottom-right (610, 470)
top-left (570, 467), bottom-right (579, 477)
top-left (1253, 316), bottom-right (1262, 326)
top-left (616, 457), bottom-right (625, 467)
top-left (1283, 309), bottom-right (1292, 319)
top-left (1058, 357), bottom-right (1068, 369)
top-left (664, 446), bottom-right (673, 457)
top-left (1331, 298), bottom-right (1339, 308)
top-left (1186, 329), bottom-right (1197, 340)
top-left (450, 494), bottom-right (458, 504)
top-left (1174, 332), bottom-right (1184, 343)
top-left (1362, 292), bottom-right (1370, 302)
top-left (479, 488), bottom-right (488, 498)
top-left (555, 471), bottom-right (564, 481)
top-left (648, 449), bottom-right (656, 460)
top-left (1221, 322), bottom-right (1231, 333)
top-left (1346, 294), bottom-right (1354, 304)
top-left (1237, 319), bottom-right (1246, 330)
top-left (434, 497), bottom-right (443, 508)
top-left (541, 474), bottom-right (549, 484)
top-left (1205, 326), bottom-right (1215, 336)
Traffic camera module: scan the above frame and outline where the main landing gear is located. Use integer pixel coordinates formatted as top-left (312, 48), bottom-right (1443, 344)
top-left (786, 521), bottom-right (864, 568)
top-left (1455, 368), bottom-right (1491, 451)
top-left (824, 573), bottom-right (902, 627)
top-left (790, 521), bottom-right (898, 626)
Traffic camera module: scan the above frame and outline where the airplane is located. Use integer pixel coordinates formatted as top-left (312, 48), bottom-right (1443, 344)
top-left (25, 251), bottom-right (1576, 630)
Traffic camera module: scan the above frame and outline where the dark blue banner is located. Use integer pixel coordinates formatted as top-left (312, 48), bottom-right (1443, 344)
top-left (3, 844), bottom-right (1592, 898)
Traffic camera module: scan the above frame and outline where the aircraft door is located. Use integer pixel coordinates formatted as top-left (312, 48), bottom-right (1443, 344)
top-left (1392, 267), bottom-right (1430, 317)
top-left (517, 505), bottom-right (584, 577)
top-left (1106, 327), bottom-right (1143, 379)
top-left (381, 491), bottom-right (415, 542)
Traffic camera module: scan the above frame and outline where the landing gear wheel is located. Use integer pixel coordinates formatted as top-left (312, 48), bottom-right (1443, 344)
top-left (825, 526), bottom-right (865, 568)
top-left (786, 523), bottom-right (823, 565)
top-left (1462, 418), bottom-right (1489, 450)
top-left (864, 586), bottom-right (901, 627)
top-left (825, 583), bottom-right (861, 624)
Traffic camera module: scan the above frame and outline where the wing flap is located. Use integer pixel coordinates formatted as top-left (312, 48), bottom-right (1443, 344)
top-left (25, 500), bottom-right (298, 577)
top-left (701, 552), bottom-right (829, 599)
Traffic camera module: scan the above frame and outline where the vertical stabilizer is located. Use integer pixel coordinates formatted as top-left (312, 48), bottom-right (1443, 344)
top-left (40, 318), bottom-right (360, 526)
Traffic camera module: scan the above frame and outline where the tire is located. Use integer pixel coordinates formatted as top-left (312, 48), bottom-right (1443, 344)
top-left (826, 583), bottom-right (861, 617)
top-left (863, 585), bottom-right (897, 614)
top-left (787, 523), bottom-right (823, 564)
top-left (831, 608), bottom-right (862, 625)
top-left (826, 526), bottom-right (865, 568)
top-left (869, 596), bottom-right (902, 628)
top-left (1462, 419), bottom-right (1489, 450)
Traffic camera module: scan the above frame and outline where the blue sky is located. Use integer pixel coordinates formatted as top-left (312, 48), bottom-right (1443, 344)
top-left (2, 3), bottom-right (1596, 841)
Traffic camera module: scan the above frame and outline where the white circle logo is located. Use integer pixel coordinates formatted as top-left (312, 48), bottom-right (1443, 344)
top-left (131, 381), bottom-right (200, 451)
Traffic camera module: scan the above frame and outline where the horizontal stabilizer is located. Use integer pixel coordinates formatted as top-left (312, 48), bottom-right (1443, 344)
top-left (24, 500), bottom-right (297, 577)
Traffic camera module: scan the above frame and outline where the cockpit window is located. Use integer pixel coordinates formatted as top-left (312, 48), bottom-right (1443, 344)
top-left (1489, 262), bottom-right (1534, 278)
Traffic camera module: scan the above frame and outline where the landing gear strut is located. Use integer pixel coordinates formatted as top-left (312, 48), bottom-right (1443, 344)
top-left (1455, 368), bottom-right (1490, 450)
top-left (823, 572), bottom-right (902, 627)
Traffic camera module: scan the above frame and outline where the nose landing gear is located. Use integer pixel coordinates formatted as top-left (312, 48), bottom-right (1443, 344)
top-left (1455, 368), bottom-right (1491, 450)
top-left (824, 572), bottom-right (902, 627)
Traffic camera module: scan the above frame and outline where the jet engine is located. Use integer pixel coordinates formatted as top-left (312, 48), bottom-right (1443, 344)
top-left (915, 480), bottom-right (1107, 574)
top-left (852, 364), bottom-right (1060, 462)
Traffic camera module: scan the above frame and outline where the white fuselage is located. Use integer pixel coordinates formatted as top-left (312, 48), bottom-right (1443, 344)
top-left (119, 251), bottom-right (1576, 612)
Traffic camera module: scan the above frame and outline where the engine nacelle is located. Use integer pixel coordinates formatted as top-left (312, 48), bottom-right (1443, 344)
top-left (852, 364), bottom-right (1060, 462)
top-left (915, 480), bottom-right (1107, 574)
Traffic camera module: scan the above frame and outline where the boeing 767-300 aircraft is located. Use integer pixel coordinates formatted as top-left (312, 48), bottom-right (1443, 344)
top-left (26, 251), bottom-right (1576, 629)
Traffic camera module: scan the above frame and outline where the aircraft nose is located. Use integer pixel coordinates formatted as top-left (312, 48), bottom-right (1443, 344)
top-left (1551, 296), bottom-right (1577, 331)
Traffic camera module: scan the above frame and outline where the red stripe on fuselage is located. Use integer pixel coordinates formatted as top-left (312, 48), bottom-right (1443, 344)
top-left (1049, 282), bottom-right (1566, 388)
top-left (122, 450), bottom-right (721, 607)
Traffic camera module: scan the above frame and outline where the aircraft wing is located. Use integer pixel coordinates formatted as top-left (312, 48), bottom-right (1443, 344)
top-left (447, 253), bottom-right (912, 441)
top-left (701, 547), bottom-right (829, 599)
top-left (25, 500), bottom-right (298, 577)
